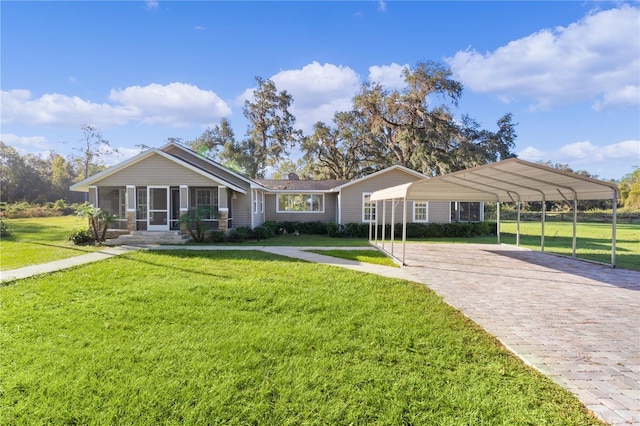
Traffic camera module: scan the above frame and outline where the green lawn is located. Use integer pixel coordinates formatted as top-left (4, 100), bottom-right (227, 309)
top-left (0, 250), bottom-right (603, 425)
top-left (306, 249), bottom-right (399, 267)
top-left (0, 216), bottom-right (103, 270)
top-left (499, 221), bottom-right (638, 270)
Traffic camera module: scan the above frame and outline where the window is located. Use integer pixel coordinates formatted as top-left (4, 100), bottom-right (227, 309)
top-left (451, 202), bottom-right (482, 222)
top-left (362, 193), bottom-right (376, 222)
top-left (413, 201), bottom-right (428, 222)
top-left (195, 188), bottom-right (218, 219)
top-left (253, 190), bottom-right (264, 214)
top-left (277, 193), bottom-right (324, 213)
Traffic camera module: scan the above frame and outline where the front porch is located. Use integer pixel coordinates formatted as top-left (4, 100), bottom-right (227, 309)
top-left (91, 185), bottom-right (233, 241)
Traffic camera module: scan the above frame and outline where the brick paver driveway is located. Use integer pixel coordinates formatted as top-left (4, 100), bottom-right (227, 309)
top-left (399, 243), bottom-right (639, 425)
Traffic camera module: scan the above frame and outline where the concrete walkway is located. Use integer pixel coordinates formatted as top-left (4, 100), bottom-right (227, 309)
top-left (2, 243), bottom-right (638, 425)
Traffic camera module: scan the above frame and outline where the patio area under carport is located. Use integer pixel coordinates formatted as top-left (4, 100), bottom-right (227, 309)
top-left (368, 158), bottom-right (620, 266)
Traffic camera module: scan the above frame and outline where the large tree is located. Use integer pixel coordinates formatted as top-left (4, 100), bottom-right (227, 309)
top-left (353, 61), bottom-right (516, 176)
top-left (223, 77), bottom-right (302, 178)
top-left (300, 110), bottom-right (383, 180)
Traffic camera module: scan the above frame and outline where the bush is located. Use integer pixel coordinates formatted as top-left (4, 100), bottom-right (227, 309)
top-left (328, 221), bottom-right (497, 239)
top-left (209, 230), bottom-right (226, 243)
top-left (227, 226), bottom-right (254, 243)
top-left (67, 228), bottom-right (93, 245)
top-left (0, 219), bottom-right (13, 238)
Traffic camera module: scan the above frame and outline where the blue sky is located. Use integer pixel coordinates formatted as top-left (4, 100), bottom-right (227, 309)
top-left (1, 1), bottom-right (639, 181)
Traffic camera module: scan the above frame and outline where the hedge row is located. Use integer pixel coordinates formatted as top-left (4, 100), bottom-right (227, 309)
top-left (213, 220), bottom-right (496, 243)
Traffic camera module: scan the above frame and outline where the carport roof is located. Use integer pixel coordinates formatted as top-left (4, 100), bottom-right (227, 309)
top-left (370, 158), bottom-right (619, 203)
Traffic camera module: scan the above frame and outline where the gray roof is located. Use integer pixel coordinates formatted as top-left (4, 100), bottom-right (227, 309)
top-left (255, 179), bottom-right (350, 191)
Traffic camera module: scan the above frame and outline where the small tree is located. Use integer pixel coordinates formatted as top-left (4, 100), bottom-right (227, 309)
top-left (75, 204), bottom-right (118, 243)
top-left (178, 205), bottom-right (219, 242)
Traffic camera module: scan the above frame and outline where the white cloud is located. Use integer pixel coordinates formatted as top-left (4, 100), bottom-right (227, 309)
top-left (519, 139), bottom-right (640, 177)
top-left (446, 5), bottom-right (640, 111)
top-left (145, 1), bottom-right (158, 10)
top-left (237, 62), bottom-right (361, 133)
top-left (0, 133), bottom-right (49, 151)
top-left (109, 82), bottom-right (231, 126)
top-left (378, 1), bottom-right (387, 12)
top-left (368, 63), bottom-right (409, 90)
top-left (1, 83), bottom-right (231, 129)
top-left (1, 89), bottom-right (134, 128)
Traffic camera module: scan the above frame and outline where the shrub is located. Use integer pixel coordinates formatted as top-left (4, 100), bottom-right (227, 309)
top-left (0, 219), bottom-right (13, 238)
top-left (228, 226), bottom-right (254, 242)
top-left (209, 230), bottom-right (226, 243)
top-left (67, 228), bottom-right (93, 245)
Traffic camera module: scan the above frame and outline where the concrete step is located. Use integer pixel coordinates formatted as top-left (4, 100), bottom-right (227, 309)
top-left (105, 231), bottom-right (192, 246)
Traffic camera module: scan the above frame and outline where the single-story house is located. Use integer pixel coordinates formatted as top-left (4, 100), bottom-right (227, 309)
top-left (70, 142), bottom-right (482, 237)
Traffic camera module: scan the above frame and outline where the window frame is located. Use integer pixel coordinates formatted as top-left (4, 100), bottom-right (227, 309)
top-left (362, 192), bottom-right (377, 223)
top-left (276, 193), bottom-right (325, 213)
top-left (413, 201), bottom-right (429, 222)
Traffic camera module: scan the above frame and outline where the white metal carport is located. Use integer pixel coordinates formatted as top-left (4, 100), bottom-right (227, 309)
top-left (368, 158), bottom-right (620, 266)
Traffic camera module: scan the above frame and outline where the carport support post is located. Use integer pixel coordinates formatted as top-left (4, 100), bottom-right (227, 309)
top-left (374, 201), bottom-right (379, 244)
top-left (541, 195), bottom-right (546, 252)
top-left (516, 199), bottom-right (521, 246)
top-left (572, 195), bottom-right (577, 258)
top-left (496, 202), bottom-right (501, 244)
top-left (402, 198), bottom-right (407, 265)
top-left (612, 191), bottom-right (617, 267)
top-left (391, 198), bottom-right (396, 257)
top-left (382, 200), bottom-right (386, 251)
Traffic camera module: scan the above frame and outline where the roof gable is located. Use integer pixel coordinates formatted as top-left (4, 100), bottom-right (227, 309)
top-left (332, 165), bottom-right (428, 191)
top-left (70, 148), bottom-right (248, 193)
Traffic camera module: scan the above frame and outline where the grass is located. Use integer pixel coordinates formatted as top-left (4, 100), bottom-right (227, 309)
top-left (499, 221), bottom-right (638, 270)
top-left (0, 250), bottom-right (603, 425)
top-left (306, 249), bottom-right (399, 267)
top-left (391, 221), bottom-right (639, 271)
top-left (0, 216), bottom-right (103, 270)
top-left (210, 234), bottom-right (369, 247)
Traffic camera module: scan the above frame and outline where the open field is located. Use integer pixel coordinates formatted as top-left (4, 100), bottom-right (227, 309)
top-left (0, 250), bottom-right (603, 424)
top-left (499, 221), bottom-right (638, 270)
top-left (0, 216), bottom-right (103, 270)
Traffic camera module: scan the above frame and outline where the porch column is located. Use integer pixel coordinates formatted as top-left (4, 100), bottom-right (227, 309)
top-left (218, 187), bottom-right (229, 233)
top-left (126, 185), bottom-right (136, 232)
top-left (179, 185), bottom-right (189, 232)
top-left (218, 208), bottom-right (229, 234)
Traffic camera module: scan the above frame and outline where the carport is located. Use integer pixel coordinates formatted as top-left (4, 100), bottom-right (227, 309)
top-left (368, 158), bottom-right (620, 266)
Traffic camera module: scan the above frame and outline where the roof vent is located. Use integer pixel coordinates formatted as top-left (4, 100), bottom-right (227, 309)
top-left (288, 173), bottom-right (299, 180)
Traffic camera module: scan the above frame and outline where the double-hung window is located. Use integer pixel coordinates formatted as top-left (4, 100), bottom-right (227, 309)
top-left (362, 193), bottom-right (376, 222)
top-left (413, 201), bottom-right (428, 222)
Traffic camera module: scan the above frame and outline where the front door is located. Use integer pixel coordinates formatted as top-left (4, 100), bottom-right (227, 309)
top-left (148, 186), bottom-right (170, 231)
